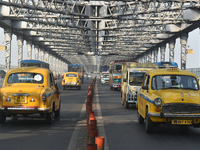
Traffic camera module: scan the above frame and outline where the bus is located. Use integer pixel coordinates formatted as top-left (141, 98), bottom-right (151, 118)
top-left (155, 61), bottom-right (178, 68)
top-left (68, 64), bottom-right (84, 83)
top-left (20, 59), bottom-right (49, 69)
top-left (109, 60), bottom-right (137, 90)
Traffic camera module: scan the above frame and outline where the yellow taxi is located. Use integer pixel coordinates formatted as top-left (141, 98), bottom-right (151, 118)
top-left (137, 68), bottom-right (200, 133)
top-left (0, 67), bottom-right (61, 124)
top-left (62, 72), bottom-right (81, 90)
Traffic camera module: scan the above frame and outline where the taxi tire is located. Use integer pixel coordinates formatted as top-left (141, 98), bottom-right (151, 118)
top-left (145, 108), bottom-right (154, 133)
top-left (124, 95), bottom-right (129, 108)
top-left (0, 112), bottom-right (6, 123)
top-left (46, 113), bottom-right (53, 124)
top-left (121, 96), bottom-right (124, 106)
top-left (63, 86), bottom-right (65, 90)
top-left (55, 107), bottom-right (60, 118)
top-left (78, 86), bottom-right (81, 90)
top-left (137, 111), bottom-right (144, 124)
top-left (125, 101), bottom-right (129, 108)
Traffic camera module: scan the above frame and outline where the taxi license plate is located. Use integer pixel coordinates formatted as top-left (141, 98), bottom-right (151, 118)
top-left (14, 96), bottom-right (27, 104)
top-left (171, 120), bottom-right (192, 125)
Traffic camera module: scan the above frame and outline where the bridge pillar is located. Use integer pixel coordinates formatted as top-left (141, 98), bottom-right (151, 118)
top-left (144, 55), bottom-right (147, 63)
top-left (160, 45), bottom-right (166, 61)
top-left (180, 34), bottom-right (188, 70)
top-left (169, 40), bottom-right (175, 62)
top-left (34, 45), bottom-right (39, 60)
top-left (45, 51), bottom-right (49, 63)
top-left (153, 49), bottom-right (158, 63)
top-left (147, 51), bottom-right (152, 63)
top-left (27, 41), bottom-right (32, 59)
top-left (57, 58), bottom-right (59, 77)
top-left (40, 50), bottom-right (44, 61)
top-left (49, 55), bottom-right (53, 71)
top-left (17, 36), bottom-right (23, 67)
top-left (53, 57), bottom-right (56, 76)
top-left (4, 29), bottom-right (12, 72)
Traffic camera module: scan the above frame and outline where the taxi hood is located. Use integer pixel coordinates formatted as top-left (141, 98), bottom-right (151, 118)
top-left (153, 89), bottom-right (200, 104)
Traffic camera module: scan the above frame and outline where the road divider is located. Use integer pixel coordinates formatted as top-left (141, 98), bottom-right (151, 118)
top-left (86, 77), bottom-right (105, 150)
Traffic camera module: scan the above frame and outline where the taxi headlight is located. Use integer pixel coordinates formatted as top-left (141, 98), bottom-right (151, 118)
top-left (154, 98), bottom-right (162, 106)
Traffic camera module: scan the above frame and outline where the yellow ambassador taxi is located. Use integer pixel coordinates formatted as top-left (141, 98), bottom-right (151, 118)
top-left (0, 67), bottom-right (61, 124)
top-left (137, 68), bottom-right (200, 133)
top-left (62, 72), bottom-right (81, 90)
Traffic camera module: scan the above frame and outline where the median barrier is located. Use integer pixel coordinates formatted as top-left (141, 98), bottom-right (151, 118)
top-left (87, 77), bottom-right (104, 150)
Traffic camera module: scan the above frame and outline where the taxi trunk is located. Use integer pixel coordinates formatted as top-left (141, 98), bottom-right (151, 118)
top-left (1, 85), bottom-right (43, 110)
top-left (65, 77), bottom-right (78, 86)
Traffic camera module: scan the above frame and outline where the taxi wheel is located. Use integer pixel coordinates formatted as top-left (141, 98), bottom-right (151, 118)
top-left (0, 112), bottom-right (6, 123)
top-left (124, 95), bottom-right (129, 108)
top-left (78, 86), bottom-right (81, 90)
top-left (125, 101), bottom-right (129, 108)
top-left (55, 106), bottom-right (60, 118)
top-left (121, 95), bottom-right (124, 105)
top-left (46, 113), bottom-right (53, 124)
top-left (137, 111), bottom-right (144, 124)
top-left (145, 108), bottom-right (154, 133)
top-left (62, 86), bottom-right (65, 90)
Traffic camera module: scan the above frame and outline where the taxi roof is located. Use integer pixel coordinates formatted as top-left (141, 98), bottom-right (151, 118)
top-left (7, 67), bottom-right (50, 74)
top-left (65, 72), bottom-right (79, 75)
top-left (146, 68), bottom-right (197, 77)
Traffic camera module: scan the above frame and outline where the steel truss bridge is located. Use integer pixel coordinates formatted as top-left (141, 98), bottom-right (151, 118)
top-left (0, 0), bottom-right (200, 75)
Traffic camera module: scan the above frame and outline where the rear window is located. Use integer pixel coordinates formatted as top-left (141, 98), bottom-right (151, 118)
top-left (7, 73), bottom-right (44, 84)
top-left (66, 74), bottom-right (77, 77)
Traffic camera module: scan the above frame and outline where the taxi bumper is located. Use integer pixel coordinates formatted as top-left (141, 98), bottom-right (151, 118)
top-left (148, 112), bottom-right (200, 118)
top-left (0, 107), bottom-right (50, 112)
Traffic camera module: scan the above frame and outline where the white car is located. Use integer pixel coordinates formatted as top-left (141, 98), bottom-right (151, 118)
top-left (101, 74), bottom-right (109, 85)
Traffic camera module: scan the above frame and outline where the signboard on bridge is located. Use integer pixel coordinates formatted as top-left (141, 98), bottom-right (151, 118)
top-left (187, 49), bottom-right (193, 54)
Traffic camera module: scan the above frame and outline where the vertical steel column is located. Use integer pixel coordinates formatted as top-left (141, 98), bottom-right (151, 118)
top-left (169, 40), bottom-right (175, 62)
top-left (34, 45), bottom-right (39, 60)
top-left (49, 55), bottom-right (53, 71)
top-left (180, 34), bottom-right (188, 70)
top-left (17, 36), bottom-right (23, 67)
top-left (4, 29), bottom-right (12, 72)
top-left (27, 41), bottom-right (32, 59)
top-left (45, 52), bottom-right (49, 63)
top-left (57, 59), bottom-right (59, 77)
top-left (160, 45), bottom-right (166, 61)
top-left (154, 49), bottom-right (158, 63)
top-left (53, 57), bottom-right (56, 76)
top-left (144, 55), bottom-right (147, 63)
top-left (40, 50), bottom-right (44, 61)
top-left (147, 51), bottom-right (152, 63)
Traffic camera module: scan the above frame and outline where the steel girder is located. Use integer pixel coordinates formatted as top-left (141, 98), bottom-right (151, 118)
top-left (0, 0), bottom-right (199, 71)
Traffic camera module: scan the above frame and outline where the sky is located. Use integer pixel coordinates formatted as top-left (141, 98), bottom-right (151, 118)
top-left (0, 27), bottom-right (199, 69)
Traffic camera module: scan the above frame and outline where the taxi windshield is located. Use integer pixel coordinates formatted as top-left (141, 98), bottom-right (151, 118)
top-left (7, 73), bottom-right (44, 84)
top-left (151, 75), bottom-right (199, 90)
top-left (103, 74), bottom-right (109, 78)
top-left (66, 74), bottom-right (77, 77)
top-left (129, 71), bottom-right (146, 86)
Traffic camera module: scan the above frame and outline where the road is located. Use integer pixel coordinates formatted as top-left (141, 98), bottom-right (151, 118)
top-left (1, 79), bottom-right (200, 150)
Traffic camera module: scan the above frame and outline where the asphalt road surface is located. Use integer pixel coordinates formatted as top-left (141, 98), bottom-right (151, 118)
top-left (1, 78), bottom-right (200, 150)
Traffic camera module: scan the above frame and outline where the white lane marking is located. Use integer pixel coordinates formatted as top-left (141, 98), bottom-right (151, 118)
top-left (67, 99), bottom-right (87, 150)
top-left (95, 83), bottom-right (109, 150)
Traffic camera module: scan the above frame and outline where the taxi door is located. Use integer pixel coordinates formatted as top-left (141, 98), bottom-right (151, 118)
top-left (50, 73), bottom-right (59, 110)
top-left (138, 74), bottom-right (150, 118)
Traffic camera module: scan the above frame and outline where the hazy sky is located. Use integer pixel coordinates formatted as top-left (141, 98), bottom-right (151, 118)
top-left (0, 27), bottom-right (199, 69)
